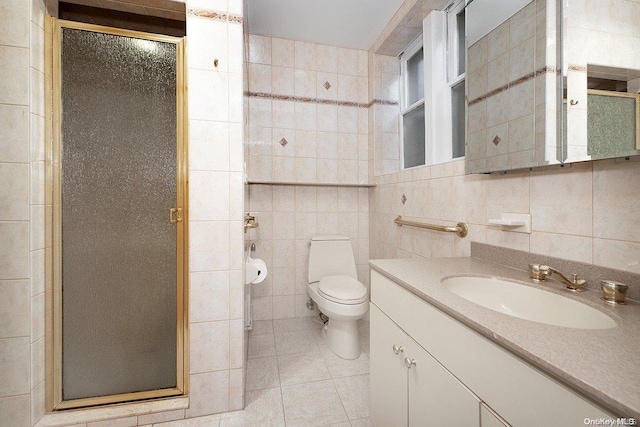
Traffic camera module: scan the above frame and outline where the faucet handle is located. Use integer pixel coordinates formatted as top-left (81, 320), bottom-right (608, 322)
top-left (529, 264), bottom-right (550, 281)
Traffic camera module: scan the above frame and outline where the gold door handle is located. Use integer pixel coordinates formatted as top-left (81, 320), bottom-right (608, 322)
top-left (169, 208), bottom-right (183, 224)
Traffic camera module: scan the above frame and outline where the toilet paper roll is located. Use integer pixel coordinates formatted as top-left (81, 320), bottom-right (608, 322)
top-left (246, 257), bottom-right (268, 284)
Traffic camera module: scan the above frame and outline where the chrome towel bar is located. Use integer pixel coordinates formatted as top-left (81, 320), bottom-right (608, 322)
top-left (394, 215), bottom-right (468, 238)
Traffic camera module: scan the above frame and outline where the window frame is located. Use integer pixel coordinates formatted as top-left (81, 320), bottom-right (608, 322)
top-left (399, 34), bottom-right (426, 170)
top-left (446, 0), bottom-right (467, 160)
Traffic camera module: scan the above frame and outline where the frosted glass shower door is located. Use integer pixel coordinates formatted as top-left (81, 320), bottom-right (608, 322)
top-left (53, 20), bottom-right (187, 409)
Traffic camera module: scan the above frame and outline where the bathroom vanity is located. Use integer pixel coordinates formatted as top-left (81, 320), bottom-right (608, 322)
top-left (369, 258), bottom-right (640, 426)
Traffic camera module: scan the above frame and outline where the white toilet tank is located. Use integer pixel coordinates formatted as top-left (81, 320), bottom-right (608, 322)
top-left (308, 235), bottom-right (357, 283)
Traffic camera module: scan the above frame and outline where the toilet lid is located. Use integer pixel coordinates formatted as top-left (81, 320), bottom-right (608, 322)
top-left (318, 275), bottom-right (367, 303)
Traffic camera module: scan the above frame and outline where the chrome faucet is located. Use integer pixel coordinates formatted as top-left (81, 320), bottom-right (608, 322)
top-left (529, 264), bottom-right (587, 292)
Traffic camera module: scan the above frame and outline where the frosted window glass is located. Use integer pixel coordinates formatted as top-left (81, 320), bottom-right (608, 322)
top-left (60, 28), bottom-right (178, 400)
top-left (406, 48), bottom-right (424, 106)
top-left (403, 105), bottom-right (426, 168)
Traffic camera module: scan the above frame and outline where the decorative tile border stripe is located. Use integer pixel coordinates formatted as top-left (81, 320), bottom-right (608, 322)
top-left (187, 8), bottom-right (243, 24)
top-left (468, 66), bottom-right (557, 106)
top-left (568, 64), bottom-right (587, 72)
top-left (245, 91), bottom-right (399, 108)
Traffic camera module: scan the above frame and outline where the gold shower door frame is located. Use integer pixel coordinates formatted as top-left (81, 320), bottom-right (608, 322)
top-left (48, 18), bottom-right (189, 410)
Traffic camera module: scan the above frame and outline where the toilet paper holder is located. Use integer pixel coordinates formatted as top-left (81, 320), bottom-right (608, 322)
top-left (244, 213), bottom-right (259, 233)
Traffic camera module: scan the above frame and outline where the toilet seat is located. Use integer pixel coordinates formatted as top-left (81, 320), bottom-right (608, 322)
top-left (318, 275), bottom-right (368, 305)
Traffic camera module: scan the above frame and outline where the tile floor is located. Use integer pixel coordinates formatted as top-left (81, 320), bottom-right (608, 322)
top-left (153, 317), bottom-right (371, 427)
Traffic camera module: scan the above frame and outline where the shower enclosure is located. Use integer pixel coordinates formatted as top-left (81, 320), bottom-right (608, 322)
top-left (50, 19), bottom-right (188, 409)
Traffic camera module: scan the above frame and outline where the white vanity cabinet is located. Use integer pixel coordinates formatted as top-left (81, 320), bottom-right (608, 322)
top-left (371, 304), bottom-right (480, 426)
top-left (370, 269), bottom-right (614, 427)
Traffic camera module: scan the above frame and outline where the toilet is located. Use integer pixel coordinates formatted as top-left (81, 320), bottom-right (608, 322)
top-left (307, 235), bottom-right (369, 359)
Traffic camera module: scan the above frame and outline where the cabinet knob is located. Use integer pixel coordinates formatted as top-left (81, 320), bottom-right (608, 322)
top-left (405, 357), bottom-right (416, 369)
top-left (392, 344), bottom-right (404, 354)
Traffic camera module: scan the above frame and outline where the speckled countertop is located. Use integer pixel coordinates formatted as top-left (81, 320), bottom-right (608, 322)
top-left (369, 257), bottom-right (640, 419)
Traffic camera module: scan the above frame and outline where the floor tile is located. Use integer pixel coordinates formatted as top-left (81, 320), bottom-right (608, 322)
top-left (281, 380), bottom-right (349, 427)
top-left (273, 317), bottom-right (311, 334)
top-left (248, 333), bottom-right (276, 359)
top-left (220, 387), bottom-right (285, 427)
top-left (251, 320), bottom-right (274, 335)
top-left (277, 352), bottom-right (331, 386)
top-left (319, 343), bottom-right (370, 379)
top-left (246, 356), bottom-right (280, 391)
top-left (155, 414), bottom-right (221, 426)
top-left (333, 374), bottom-right (370, 420)
top-left (274, 328), bottom-right (319, 355)
top-left (350, 418), bottom-right (373, 427)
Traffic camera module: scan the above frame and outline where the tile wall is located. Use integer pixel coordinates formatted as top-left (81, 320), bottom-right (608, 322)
top-left (1, 0), bottom-right (248, 425)
top-left (369, 157), bottom-right (640, 275)
top-left (0, 0), bottom-right (48, 425)
top-left (245, 35), bottom-right (370, 185)
top-left (247, 185), bottom-right (370, 321)
top-left (185, 0), bottom-right (246, 419)
top-left (244, 35), bottom-right (372, 321)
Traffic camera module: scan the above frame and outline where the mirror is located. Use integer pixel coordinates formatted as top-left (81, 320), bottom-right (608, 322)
top-left (465, 0), bottom-right (640, 174)
top-left (563, 0), bottom-right (640, 163)
top-left (465, 0), bottom-right (560, 173)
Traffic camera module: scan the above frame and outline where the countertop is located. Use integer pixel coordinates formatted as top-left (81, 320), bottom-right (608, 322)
top-left (369, 257), bottom-right (640, 419)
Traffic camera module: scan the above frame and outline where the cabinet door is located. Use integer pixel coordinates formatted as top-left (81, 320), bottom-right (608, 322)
top-left (370, 304), bottom-right (409, 427)
top-left (481, 403), bottom-right (511, 427)
top-left (406, 338), bottom-right (480, 427)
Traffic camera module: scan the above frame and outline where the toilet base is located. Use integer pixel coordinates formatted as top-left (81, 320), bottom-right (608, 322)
top-left (326, 318), bottom-right (361, 360)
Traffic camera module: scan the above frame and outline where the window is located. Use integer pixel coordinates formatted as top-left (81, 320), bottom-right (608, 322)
top-left (447, 0), bottom-right (466, 158)
top-left (399, 2), bottom-right (465, 170)
top-left (400, 37), bottom-right (426, 169)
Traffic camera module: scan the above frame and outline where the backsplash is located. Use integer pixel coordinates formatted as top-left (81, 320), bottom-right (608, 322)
top-left (471, 242), bottom-right (640, 302)
top-left (369, 157), bottom-right (640, 276)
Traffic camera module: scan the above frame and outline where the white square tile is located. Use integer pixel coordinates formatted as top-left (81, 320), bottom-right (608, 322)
top-left (281, 380), bottom-right (348, 426)
top-left (0, 106), bottom-right (29, 163)
top-left (190, 271), bottom-right (230, 322)
top-left (0, 0), bottom-right (29, 48)
top-left (186, 371), bottom-right (229, 417)
top-left (272, 295), bottom-right (295, 319)
top-left (294, 41), bottom-right (317, 70)
top-left (333, 374), bottom-right (370, 420)
top-left (220, 387), bottom-right (285, 427)
top-left (189, 221), bottom-right (230, 271)
top-left (248, 333), bottom-right (276, 359)
top-left (187, 18), bottom-right (228, 72)
top-left (189, 120), bottom-right (230, 172)
top-left (189, 69), bottom-right (229, 122)
top-left (272, 38), bottom-right (295, 68)
top-left (190, 321), bottom-right (230, 374)
top-left (246, 356), bottom-right (280, 391)
top-left (277, 351), bottom-right (330, 386)
top-left (337, 48), bottom-right (358, 76)
top-left (317, 44), bottom-right (338, 73)
top-left (0, 337), bottom-right (30, 396)
top-left (0, 280), bottom-right (29, 338)
top-left (248, 34), bottom-right (271, 65)
top-left (0, 222), bottom-right (28, 280)
top-left (0, 164), bottom-right (29, 221)
top-left (274, 328), bottom-right (318, 355)
top-left (190, 171), bottom-right (230, 221)
top-left (0, 395), bottom-right (30, 427)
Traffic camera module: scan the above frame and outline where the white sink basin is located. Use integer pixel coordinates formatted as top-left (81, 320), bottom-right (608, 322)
top-left (441, 276), bottom-right (616, 330)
